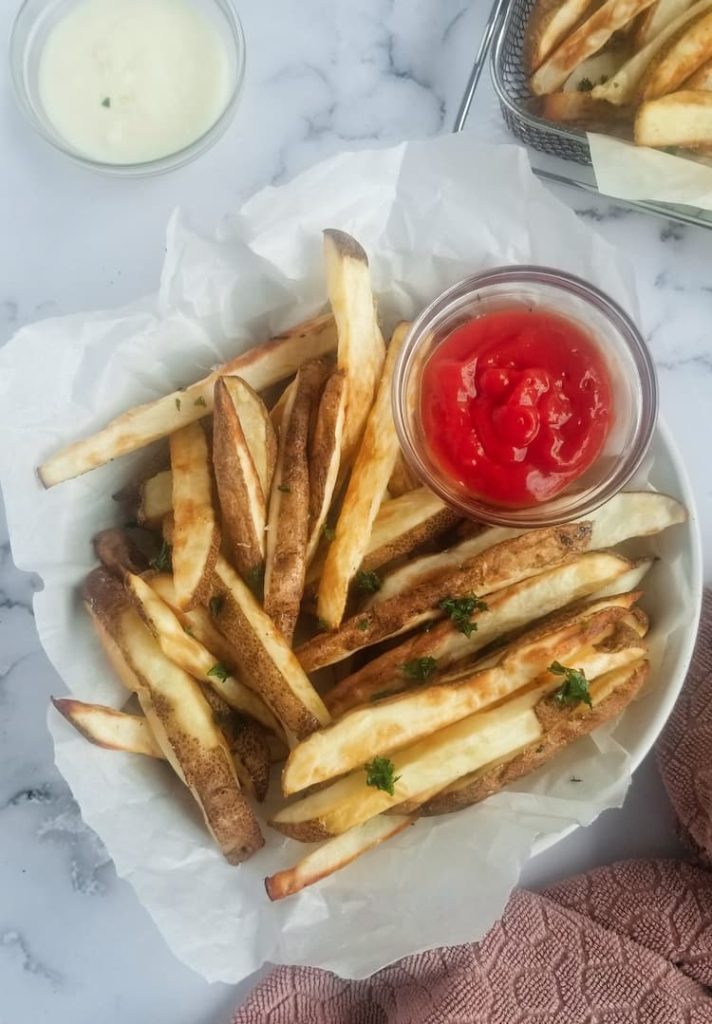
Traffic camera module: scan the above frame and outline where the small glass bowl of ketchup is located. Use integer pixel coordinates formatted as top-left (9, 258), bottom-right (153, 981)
top-left (392, 266), bottom-right (657, 528)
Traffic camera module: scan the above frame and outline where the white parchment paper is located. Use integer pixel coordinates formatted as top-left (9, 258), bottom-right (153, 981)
top-left (0, 135), bottom-right (700, 983)
top-left (589, 132), bottom-right (712, 212)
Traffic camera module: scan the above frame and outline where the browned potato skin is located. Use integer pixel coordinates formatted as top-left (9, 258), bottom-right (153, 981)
top-left (93, 528), bottom-right (150, 578)
top-left (201, 686), bottom-right (271, 803)
top-left (297, 522), bottom-right (594, 672)
top-left (308, 369), bottom-right (346, 544)
top-left (421, 661), bottom-right (649, 815)
top-left (361, 507), bottom-right (460, 573)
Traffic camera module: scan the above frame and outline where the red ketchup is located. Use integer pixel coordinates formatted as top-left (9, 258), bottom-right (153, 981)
top-left (420, 308), bottom-right (612, 507)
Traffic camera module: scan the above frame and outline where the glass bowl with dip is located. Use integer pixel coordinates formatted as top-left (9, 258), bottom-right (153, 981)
top-left (10, 0), bottom-right (245, 175)
top-left (392, 266), bottom-right (658, 528)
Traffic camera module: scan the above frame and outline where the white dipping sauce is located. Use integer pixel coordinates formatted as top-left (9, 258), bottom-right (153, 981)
top-left (38, 0), bottom-right (233, 165)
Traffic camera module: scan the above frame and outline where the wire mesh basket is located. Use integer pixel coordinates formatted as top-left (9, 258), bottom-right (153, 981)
top-left (490, 0), bottom-right (592, 166)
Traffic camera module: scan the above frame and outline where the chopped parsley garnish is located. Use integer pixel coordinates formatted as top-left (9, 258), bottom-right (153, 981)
top-left (355, 570), bottom-right (382, 594)
top-left (150, 540), bottom-right (172, 572)
top-left (365, 756), bottom-right (400, 796)
top-left (577, 77), bottom-right (594, 92)
top-left (209, 594), bottom-right (225, 617)
top-left (193, 396), bottom-right (207, 408)
top-left (123, 518), bottom-right (139, 529)
top-left (277, 484), bottom-right (291, 493)
top-left (322, 524), bottom-right (336, 541)
top-left (550, 661), bottom-right (592, 709)
top-left (101, 97), bottom-right (111, 108)
top-left (570, 776), bottom-right (582, 783)
top-left (438, 594), bottom-right (488, 637)
top-left (207, 663), bottom-right (229, 682)
top-left (175, 397), bottom-right (182, 411)
top-left (356, 617), bottom-right (370, 632)
top-left (402, 657), bottom-right (437, 682)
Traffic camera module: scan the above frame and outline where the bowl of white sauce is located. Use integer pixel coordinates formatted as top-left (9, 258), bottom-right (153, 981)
top-left (10, 0), bottom-right (245, 174)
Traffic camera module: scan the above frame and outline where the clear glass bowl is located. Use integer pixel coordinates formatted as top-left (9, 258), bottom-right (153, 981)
top-left (392, 266), bottom-right (658, 528)
top-left (9, 0), bottom-right (246, 176)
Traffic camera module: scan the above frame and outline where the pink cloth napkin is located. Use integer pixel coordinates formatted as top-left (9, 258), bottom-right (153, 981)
top-left (234, 590), bottom-right (712, 1024)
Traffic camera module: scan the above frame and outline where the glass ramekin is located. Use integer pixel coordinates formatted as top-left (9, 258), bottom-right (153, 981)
top-left (9, 0), bottom-right (246, 177)
top-left (392, 266), bottom-right (658, 528)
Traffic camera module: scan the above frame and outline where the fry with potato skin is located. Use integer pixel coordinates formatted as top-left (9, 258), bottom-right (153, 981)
top-left (83, 568), bottom-right (263, 863)
top-left (317, 324), bottom-right (408, 630)
top-left (52, 697), bottom-right (163, 758)
top-left (170, 422), bottom-right (220, 610)
top-left (265, 359), bottom-right (328, 643)
top-left (324, 229), bottom-right (385, 463)
top-left (306, 369), bottom-right (347, 565)
top-left (213, 557), bottom-right (330, 740)
top-left (525, 0), bottom-right (598, 71)
top-left (38, 313), bottom-right (337, 488)
top-left (297, 522), bottom-right (594, 672)
top-left (137, 469), bottom-right (173, 526)
top-left (265, 814), bottom-right (416, 900)
top-left (283, 602), bottom-right (635, 796)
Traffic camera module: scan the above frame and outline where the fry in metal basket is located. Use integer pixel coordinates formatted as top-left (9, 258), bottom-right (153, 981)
top-left (264, 359), bottom-right (328, 643)
top-left (38, 313), bottom-right (337, 488)
top-left (170, 421), bottom-right (221, 609)
top-left (635, 0), bottom-right (697, 48)
top-left (531, 0), bottom-right (658, 96)
top-left (639, 9), bottom-right (712, 97)
top-left (525, 0), bottom-right (599, 72)
top-left (323, 229), bottom-right (385, 463)
top-left (83, 567), bottom-right (264, 862)
top-left (317, 323), bottom-right (408, 630)
top-left (635, 88), bottom-right (712, 144)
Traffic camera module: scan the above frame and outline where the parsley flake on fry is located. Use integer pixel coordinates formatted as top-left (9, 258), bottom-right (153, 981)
top-left (355, 570), bottom-right (382, 594)
top-left (438, 594), bottom-right (488, 637)
top-left (150, 540), bottom-right (172, 572)
top-left (364, 756), bottom-right (400, 796)
top-left (550, 661), bottom-right (592, 709)
top-left (402, 657), bottom-right (437, 682)
top-left (207, 663), bottom-right (229, 682)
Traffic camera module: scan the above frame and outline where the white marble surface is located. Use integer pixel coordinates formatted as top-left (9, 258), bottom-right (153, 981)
top-left (1, 1), bottom-right (711, 1022)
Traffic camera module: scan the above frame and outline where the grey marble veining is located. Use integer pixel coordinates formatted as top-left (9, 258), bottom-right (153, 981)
top-left (1, 1), bottom-right (711, 1022)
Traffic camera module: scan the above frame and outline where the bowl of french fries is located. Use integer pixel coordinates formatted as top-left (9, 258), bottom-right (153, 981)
top-left (520, 0), bottom-right (712, 154)
top-left (0, 135), bottom-right (702, 980)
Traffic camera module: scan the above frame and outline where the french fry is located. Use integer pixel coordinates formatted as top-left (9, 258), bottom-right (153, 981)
top-left (525, 0), bottom-right (599, 71)
top-left (273, 648), bottom-right (648, 841)
top-left (372, 491), bottom-right (684, 608)
top-left (422, 659), bottom-right (649, 815)
top-left (326, 553), bottom-right (647, 717)
top-left (52, 698), bottom-right (163, 757)
top-left (592, 0), bottom-right (712, 103)
top-left (199, 685), bottom-right (271, 802)
top-left (212, 380), bottom-right (263, 581)
top-left (635, 88), bottom-right (712, 144)
top-left (324, 229), bottom-right (385, 462)
top-left (639, 10), bottom-right (712, 97)
top-left (531, 0), bottom-right (657, 95)
top-left (38, 314), bottom-right (337, 488)
top-left (541, 91), bottom-right (633, 130)
top-left (635, 0), bottom-right (697, 47)
top-left (137, 469), bottom-right (173, 526)
top-left (283, 602), bottom-right (636, 795)
top-left (684, 53), bottom-right (712, 83)
top-left (212, 556), bottom-right (330, 739)
top-left (126, 572), bottom-right (285, 740)
top-left (306, 370), bottom-right (346, 565)
top-left (265, 814), bottom-right (416, 900)
top-left (264, 359), bottom-right (328, 643)
top-left (170, 422), bottom-right (220, 609)
top-left (297, 522), bottom-right (594, 672)
top-left (84, 568), bottom-right (263, 862)
top-left (317, 324), bottom-right (408, 630)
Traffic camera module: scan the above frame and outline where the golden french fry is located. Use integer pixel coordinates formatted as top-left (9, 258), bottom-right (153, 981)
top-left (635, 0), bottom-right (696, 46)
top-left (297, 522), bottom-right (594, 672)
top-left (531, 0), bottom-right (658, 95)
top-left (317, 324), bottom-right (408, 630)
top-left (273, 652), bottom-right (648, 841)
top-left (387, 453), bottom-right (419, 498)
top-left (38, 314), bottom-right (337, 488)
top-left (324, 229), bottom-right (385, 462)
top-left (52, 698), bottom-right (163, 758)
top-left (526, 0), bottom-right (599, 71)
top-left (635, 88), bottom-right (712, 144)
top-left (212, 377), bottom-right (269, 580)
top-left (84, 568), bottom-right (263, 863)
top-left (306, 370), bottom-right (347, 565)
top-left (170, 422), bottom-right (220, 609)
top-left (137, 469), bottom-right (173, 526)
top-left (541, 91), bottom-right (633, 129)
top-left (684, 53), bottom-right (712, 83)
top-left (213, 557), bottom-right (330, 739)
top-left (264, 359), bottom-right (328, 643)
top-left (265, 814), bottom-right (416, 900)
top-left (639, 10), bottom-right (712, 96)
top-left (283, 602), bottom-right (637, 795)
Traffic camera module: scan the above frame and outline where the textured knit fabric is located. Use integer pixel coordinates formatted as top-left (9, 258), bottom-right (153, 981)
top-left (233, 591), bottom-right (712, 1024)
